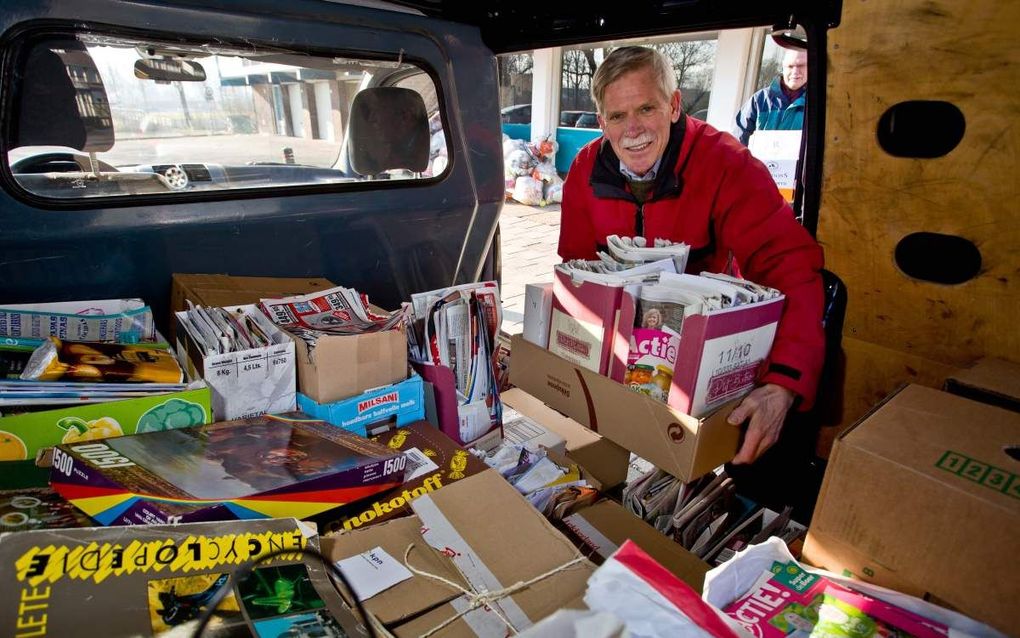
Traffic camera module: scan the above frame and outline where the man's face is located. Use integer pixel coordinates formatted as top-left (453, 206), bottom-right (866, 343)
top-left (598, 67), bottom-right (681, 177)
top-left (782, 50), bottom-right (808, 92)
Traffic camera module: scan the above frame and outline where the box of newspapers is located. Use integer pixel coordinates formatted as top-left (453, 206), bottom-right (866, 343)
top-left (175, 304), bottom-right (295, 421)
top-left (549, 236), bottom-right (786, 418)
top-left (258, 286), bottom-right (408, 405)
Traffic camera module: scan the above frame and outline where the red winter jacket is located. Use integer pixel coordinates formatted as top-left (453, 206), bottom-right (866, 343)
top-left (558, 115), bottom-right (825, 409)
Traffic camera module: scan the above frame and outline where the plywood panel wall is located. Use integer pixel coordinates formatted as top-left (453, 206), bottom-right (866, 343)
top-left (817, 0), bottom-right (1019, 426)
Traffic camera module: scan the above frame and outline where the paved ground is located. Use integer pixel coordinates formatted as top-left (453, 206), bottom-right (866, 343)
top-left (499, 201), bottom-right (562, 335)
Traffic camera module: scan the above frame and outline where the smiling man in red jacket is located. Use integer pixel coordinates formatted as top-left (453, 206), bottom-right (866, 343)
top-left (559, 46), bottom-right (824, 465)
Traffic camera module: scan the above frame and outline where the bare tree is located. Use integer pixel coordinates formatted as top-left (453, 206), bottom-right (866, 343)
top-left (756, 56), bottom-right (781, 92)
top-left (654, 40), bottom-right (714, 90)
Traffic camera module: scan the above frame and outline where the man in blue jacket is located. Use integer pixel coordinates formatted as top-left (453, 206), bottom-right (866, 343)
top-left (733, 49), bottom-right (807, 145)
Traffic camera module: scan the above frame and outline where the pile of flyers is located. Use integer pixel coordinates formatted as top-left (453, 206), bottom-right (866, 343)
top-left (406, 282), bottom-right (503, 447)
top-left (623, 467), bottom-right (805, 566)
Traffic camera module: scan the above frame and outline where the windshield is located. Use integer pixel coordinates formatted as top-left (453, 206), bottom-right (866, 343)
top-left (5, 31), bottom-right (449, 199)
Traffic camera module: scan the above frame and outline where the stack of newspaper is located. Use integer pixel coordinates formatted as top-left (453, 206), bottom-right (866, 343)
top-left (176, 303), bottom-right (280, 356)
top-left (623, 467), bottom-right (805, 566)
top-left (561, 234), bottom-right (689, 280)
top-left (258, 285), bottom-right (405, 352)
top-left (406, 282), bottom-right (503, 445)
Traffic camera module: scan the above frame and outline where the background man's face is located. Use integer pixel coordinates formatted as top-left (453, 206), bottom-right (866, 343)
top-left (782, 50), bottom-right (808, 92)
top-left (598, 66), bottom-right (681, 177)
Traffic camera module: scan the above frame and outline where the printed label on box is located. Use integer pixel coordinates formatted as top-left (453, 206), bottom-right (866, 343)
top-left (692, 322), bottom-right (777, 416)
top-left (548, 310), bottom-right (601, 372)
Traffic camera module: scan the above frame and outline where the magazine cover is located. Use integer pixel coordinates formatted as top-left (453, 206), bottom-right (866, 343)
top-left (0, 518), bottom-right (363, 637)
top-left (50, 413), bottom-right (408, 525)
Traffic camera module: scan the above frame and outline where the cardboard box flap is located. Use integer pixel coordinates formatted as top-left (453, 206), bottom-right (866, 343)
top-left (563, 500), bottom-right (710, 591)
top-left (501, 387), bottom-right (630, 488)
top-left (410, 470), bottom-right (594, 631)
top-left (839, 384), bottom-right (1020, 507)
top-left (172, 274), bottom-right (336, 307)
top-left (509, 335), bottom-right (739, 482)
top-left (945, 358), bottom-right (1020, 411)
top-left (322, 516), bottom-right (466, 626)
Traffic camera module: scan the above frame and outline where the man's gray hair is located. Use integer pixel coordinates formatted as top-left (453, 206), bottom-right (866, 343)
top-left (591, 46), bottom-right (677, 115)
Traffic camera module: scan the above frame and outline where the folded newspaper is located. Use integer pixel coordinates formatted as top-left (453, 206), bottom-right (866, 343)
top-left (258, 285), bottom-right (406, 352)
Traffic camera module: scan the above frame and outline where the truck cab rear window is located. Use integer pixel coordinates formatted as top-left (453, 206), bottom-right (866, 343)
top-left (3, 30), bottom-right (448, 201)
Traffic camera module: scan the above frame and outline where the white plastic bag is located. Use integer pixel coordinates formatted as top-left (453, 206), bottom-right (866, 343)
top-left (512, 176), bottom-right (545, 205)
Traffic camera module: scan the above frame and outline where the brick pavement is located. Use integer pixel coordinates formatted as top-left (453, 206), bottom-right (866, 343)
top-left (499, 201), bottom-right (561, 335)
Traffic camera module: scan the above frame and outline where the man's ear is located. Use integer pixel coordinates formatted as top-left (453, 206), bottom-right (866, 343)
top-left (597, 113), bottom-right (605, 130)
top-left (670, 90), bottom-right (682, 123)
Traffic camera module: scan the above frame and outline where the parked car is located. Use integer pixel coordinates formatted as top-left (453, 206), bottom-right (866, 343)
top-left (500, 104), bottom-right (531, 124)
top-left (559, 110), bottom-right (584, 126)
top-left (574, 111), bottom-right (599, 129)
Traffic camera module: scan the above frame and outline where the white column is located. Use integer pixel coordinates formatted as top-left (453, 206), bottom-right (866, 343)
top-left (705, 28), bottom-right (757, 131)
top-left (530, 47), bottom-right (562, 144)
top-left (313, 82), bottom-right (335, 141)
top-left (287, 83), bottom-right (305, 138)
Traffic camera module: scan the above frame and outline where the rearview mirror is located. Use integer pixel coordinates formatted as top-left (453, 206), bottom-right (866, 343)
top-left (770, 18), bottom-right (807, 50)
top-left (134, 57), bottom-right (206, 82)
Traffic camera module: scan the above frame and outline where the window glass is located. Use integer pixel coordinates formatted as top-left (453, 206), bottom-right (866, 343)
top-left (5, 31), bottom-right (447, 200)
top-left (497, 52), bottom-right (533, 119)
top-left (558, 34), bottom-right (718, 125)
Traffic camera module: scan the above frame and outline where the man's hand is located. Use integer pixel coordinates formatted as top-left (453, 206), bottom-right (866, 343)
top-left (727, 384), bottom-right (796, 465)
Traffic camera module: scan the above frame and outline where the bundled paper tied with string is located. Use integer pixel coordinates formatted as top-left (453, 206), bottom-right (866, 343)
top-left (324, 470), bottom-right (596, 637)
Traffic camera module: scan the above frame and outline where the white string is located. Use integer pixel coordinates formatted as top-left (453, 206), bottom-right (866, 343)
top-left (402, 543), bottom-right (587, 638)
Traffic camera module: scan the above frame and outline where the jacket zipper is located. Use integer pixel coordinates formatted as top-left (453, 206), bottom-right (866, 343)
top-left (634, 202), bottom-right (644, 237)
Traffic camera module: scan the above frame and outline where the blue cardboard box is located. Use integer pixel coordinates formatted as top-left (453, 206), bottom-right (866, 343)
top-left (297, 375), bottom-right (424, 437)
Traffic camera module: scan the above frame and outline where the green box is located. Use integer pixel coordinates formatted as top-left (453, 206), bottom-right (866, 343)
top-left (0, 388), bottom-right (211, 462)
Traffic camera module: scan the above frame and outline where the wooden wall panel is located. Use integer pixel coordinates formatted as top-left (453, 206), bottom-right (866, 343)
top-left (817, 0), bottom-right (1019, 426)
top-left (815, 337), bottom-right (958, 457)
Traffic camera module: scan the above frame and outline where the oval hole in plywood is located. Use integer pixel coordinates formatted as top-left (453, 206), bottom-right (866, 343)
top-left (877, 101), bottom-right (966, 158)
top-left (894, 232), bottom-right (981, 284)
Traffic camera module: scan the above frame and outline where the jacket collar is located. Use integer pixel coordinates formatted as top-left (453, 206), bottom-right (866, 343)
top-left (590, 115), bottom-right (687, 202)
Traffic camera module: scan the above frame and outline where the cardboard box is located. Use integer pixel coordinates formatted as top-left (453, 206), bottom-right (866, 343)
top-left (51, 414), bottom-right (407, 525)
top-left (523, 282), bottom-right (553, 348)
top-left (0, 518), bottom-right (363, 638)
top-left (803, 384), bottom-right (1020, 635)
top-left (944, 357), bottom-right (1020, 412)
top-left (501, 387), bottom-right (630, 488)
top-left (412, 360), bottom-right (503, 451)
top-left (171, 273), bottom-right (405, 405)
top-left (748, 130), bottom-right (802, 202)
top-left (509, 335), bottom-right (740, 482)
top-left (323, 470), bottom-right (595, 637)
top-left (312, 420), bottom-right (488, 535)
top-left (295, 327), bottom-right (408, 405)
top-left (296, 375), bottom-right (425, 437)
top-left (170, 273), bottom-right (336, 334)
top-left (562, 499), bottom-right (710, 592)
top-left (0, 387), bottom-right (211, 462)
top-left (175, 304), bottom-right (296, 420)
